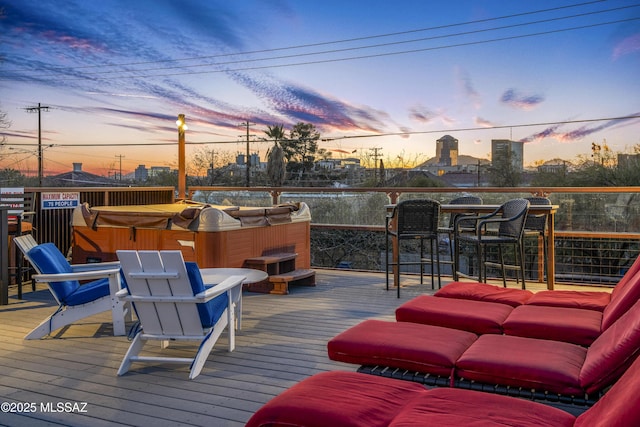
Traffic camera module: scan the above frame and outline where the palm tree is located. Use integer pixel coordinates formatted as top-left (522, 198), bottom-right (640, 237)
top-left (265, 125), bottom-right (286, 186)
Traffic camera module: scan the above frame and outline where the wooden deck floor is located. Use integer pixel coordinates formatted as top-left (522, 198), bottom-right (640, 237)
top-left (0, 271), bottom-right (607, 426)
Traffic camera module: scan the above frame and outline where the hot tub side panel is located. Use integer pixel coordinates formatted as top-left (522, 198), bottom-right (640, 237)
top-left (72, 221), bottom-right (310, 269)
top-left (72, 227), bottom-right (198, 263)
top-left (194, 221), bottom-right (310, 269)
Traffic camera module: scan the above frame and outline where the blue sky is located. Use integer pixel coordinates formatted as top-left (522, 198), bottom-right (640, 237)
top-left (1, 0), bottom-right (639, 176)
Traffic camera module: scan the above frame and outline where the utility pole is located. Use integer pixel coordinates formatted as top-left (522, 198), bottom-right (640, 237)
top-left (239, 121), bottom-right (255, 187)
top-left (115, 154), bottom-right (125, 180)
top-left (369, 147), bottom-right (383, 185)
top-left (208, 149), bottom-right (217, 185)
top-left (24, 103), bottom-right (50, 186)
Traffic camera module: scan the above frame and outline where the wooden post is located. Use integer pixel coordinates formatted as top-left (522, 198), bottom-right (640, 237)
top-left (177, 114), bottom-right (186, 200)
top-left (1, 207), bottom-right (9, 305)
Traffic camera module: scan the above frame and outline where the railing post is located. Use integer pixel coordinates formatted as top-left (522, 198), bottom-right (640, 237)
top-left (387, 191), bottom-right (400, 204)
top-left (270, 190), bottom-right (281, 205)
top-left (1, 207), bottom-right (9, 305)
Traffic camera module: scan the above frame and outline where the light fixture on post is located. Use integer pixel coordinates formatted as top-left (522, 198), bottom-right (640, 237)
top-left (176, 114), bottom-right (187, 200)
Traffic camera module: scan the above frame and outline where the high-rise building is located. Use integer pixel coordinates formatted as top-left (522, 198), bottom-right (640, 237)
top-left (491, 139), bottom-right (524, 171)
top-left (135, 165), bottom-right (149, 181)
top-left (436, 135), bottom-right (459, 166)
top-left (618, 153), bottom-right (640, 169)
top-left (149, 166), bottom-right (171, 177)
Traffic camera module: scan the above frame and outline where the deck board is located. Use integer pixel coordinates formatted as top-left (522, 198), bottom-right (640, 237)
top-left (0, 270), bottom-right (606, 426)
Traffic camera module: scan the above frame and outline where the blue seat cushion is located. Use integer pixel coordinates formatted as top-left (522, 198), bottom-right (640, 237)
top-left (28, 243), bottom-right (113, 306)
top-left (64, 278), bottom-right (111, 306)
top-left (185, 262), bottom-right (229, 328)
top-left (28, 243), bottom-right (80, 303)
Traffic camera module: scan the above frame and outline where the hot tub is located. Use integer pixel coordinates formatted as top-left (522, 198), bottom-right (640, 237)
top-left (71, 201), bottom-right (311, 270)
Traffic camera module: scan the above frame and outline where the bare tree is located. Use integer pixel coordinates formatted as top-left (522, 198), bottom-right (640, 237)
top-left (0, 8), bottom-right (8, 145)
top-left (190, 148), bottom-right (235, 185)
top-left (0, 109), bottom-right (9, 145)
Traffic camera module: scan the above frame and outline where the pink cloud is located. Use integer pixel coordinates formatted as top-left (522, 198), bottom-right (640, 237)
top-left (500, 88), bottom-right (544, 110)
top-left (41, 30), bottom-right (106, 52)
top-left (408, 105), bottom-right (436, 123)
top-left (519, 115), bottom-right (640, 143)
top-left (474, 116), bottom-right (495, 127)
top-left (612, 33), bottom-right (640, 60)
top-left (456, 68), bottom-right (481, 109)
top-left (519, 124), bottom-right (563, 143)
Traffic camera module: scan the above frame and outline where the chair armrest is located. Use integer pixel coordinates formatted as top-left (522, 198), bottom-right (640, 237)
top-left (385, 206), bottom-right (398, 232)
top-left (386, 205), bottom-right (397, 219)
top-left (117, 276), bottom-right (245, 304)
top-left (115, 288), bottom-right (129, 298)
top-left (196, 275), bottom-right (245, 302)
top-left (476, 217), bottom-right (511, 236)
top-left (32, 268), bottom-right (121, 283)
top-left (70, 261), bottom-right (121, 272)
top-left (454, 206), bottom-right (503, 234)
top-left (20, 211), bottom-right (36, 220)
top-left (453, 213), bottom-right (485, 234)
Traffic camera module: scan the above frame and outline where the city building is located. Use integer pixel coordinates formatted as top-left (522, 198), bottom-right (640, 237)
top-left (134, 165), bottom-right (148, 181)
top-left (537, 159), bottom-right (570, 174)
top-left (436, 135), bottom-right (459, 166)
top-left (491, 139), bottom-right (524, 171)
top-left (618, 153), bottom-right (640, 169)
top-left (149, 166), bottom-right (171, 177)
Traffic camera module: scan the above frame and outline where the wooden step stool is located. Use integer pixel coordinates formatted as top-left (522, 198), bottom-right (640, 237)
top-left (244, 252), bottom-right (315, 294)
top-left (244, 253), bottom-right (297, 276)
top-left (268, 269), bottom-right (316, 295)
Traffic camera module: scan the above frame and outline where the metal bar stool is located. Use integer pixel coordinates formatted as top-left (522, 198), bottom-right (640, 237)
top-left (386, 199), bottom-right (441, 297)
top-left (437, 195), bottom-right (483, 275)
top-left (454, 198), bottom-right (530, 289)
top-left (524, 196), bottom-right (551, 282)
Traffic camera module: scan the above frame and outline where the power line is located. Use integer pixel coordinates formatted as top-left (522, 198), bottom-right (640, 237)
top-left (43, 17), bottom-right (640, 81)
top-left (5, 4), bottom-right (637, 81)
top-left (2, 114), bottom-right (638, 148)
top-left (322, 114), bottom-right (640, 142)
top-left (86, 7), bottom-right (640, 74)
top-left (3, 1), bottom-right (608, 74)
top-left (49, 4), bottom-right (638, 78)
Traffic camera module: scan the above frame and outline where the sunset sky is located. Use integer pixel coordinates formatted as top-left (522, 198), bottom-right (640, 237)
top-left (1, 0), bottom-right (639, 177)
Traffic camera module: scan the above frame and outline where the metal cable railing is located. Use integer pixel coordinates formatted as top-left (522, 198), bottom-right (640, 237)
top-left (18, 185), bottom-right (640, 286)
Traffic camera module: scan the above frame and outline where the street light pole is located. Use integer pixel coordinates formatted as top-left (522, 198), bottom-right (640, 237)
top-left (176, 114), bottom-right (187, 200)
top-left (38, 106), bottom-right (42, 185)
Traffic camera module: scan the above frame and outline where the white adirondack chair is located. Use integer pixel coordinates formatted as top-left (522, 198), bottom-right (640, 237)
top-left (116, 250), bottom-right (245, 379)
top-left (13, 235), bottom-right (130, 339)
